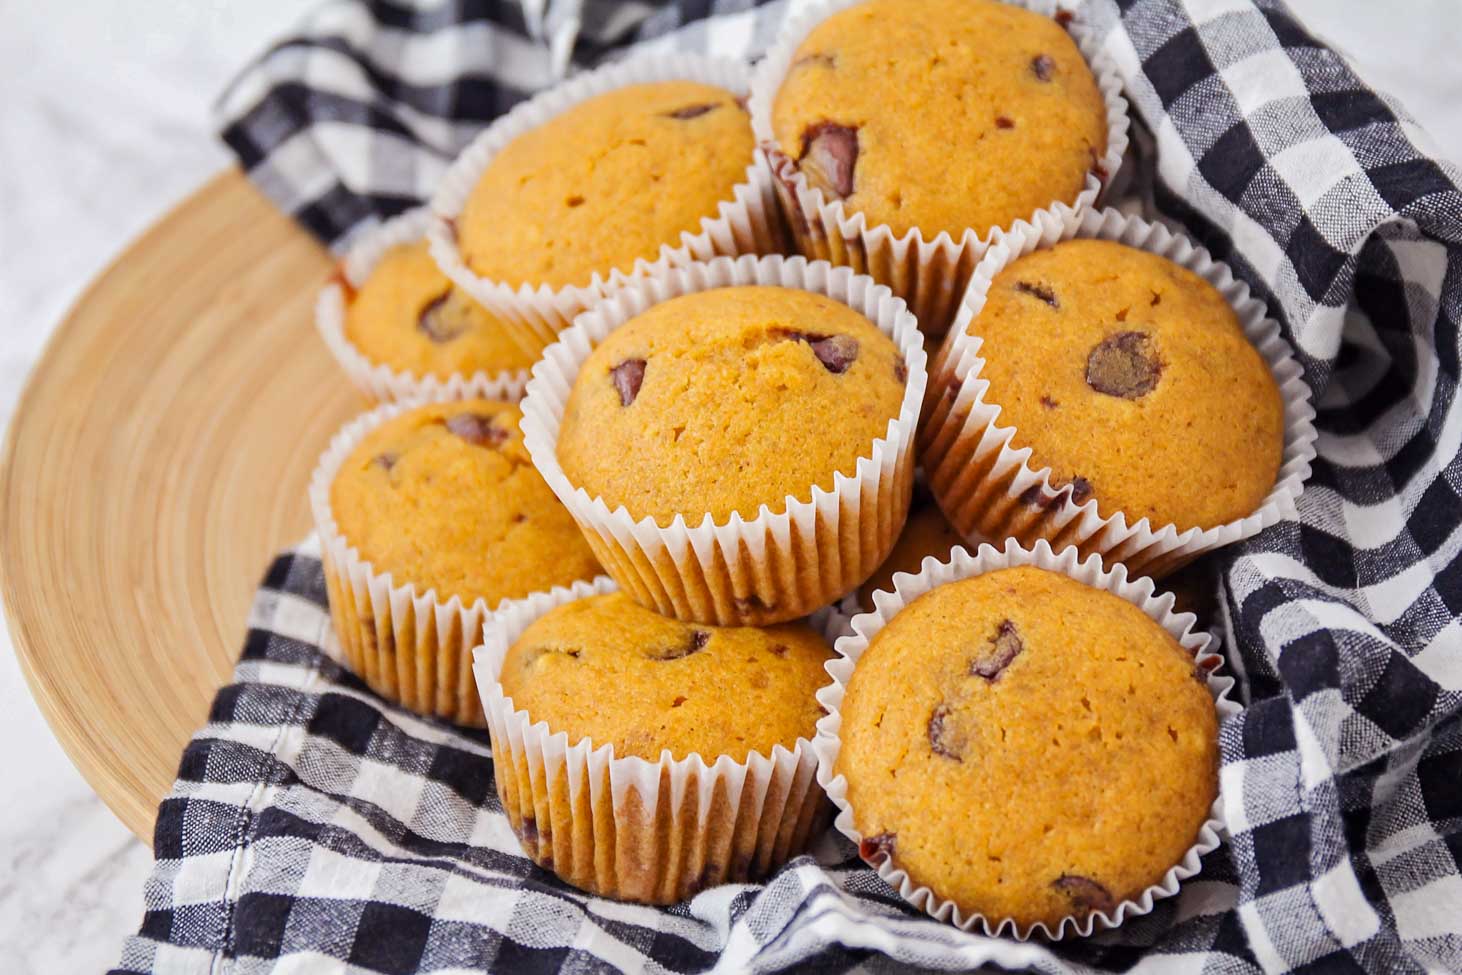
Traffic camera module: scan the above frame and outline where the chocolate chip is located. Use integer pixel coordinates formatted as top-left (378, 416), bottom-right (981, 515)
top-left (1052, 874), bottom-right (1116, 915)
top-left (651, 629), bottom-right (710, 661)
top-left (1031, 54), bottom-right (1055, 81)
top-left (1055, 9), bottom-right (1075, 27)
top-left (1069, 476), bottom-right (1093, 505)
top-left (769, 643), bottom-right (788, 657)
top-left (859, 831), bottom-right (896, 867)
top-left (775, 330), bottom-right (859, 373)
top-left (1040, 395), bottom-right (1060, 409)
top-left (972, 619), bottom-right (1022, 680)
top-left (611, 358), bottom-right (647, 406)
top-left (1086, 331), bottom-right (1162, 399)
top-left (445, 412), bottom-right (508, 447)
top-left (1014, 280), bottom-right (1059, 308)
top-left (664, 103), bottom-right (718, 120)
top-left (995, 115), bottom-right (1015, 129)
top-left (799, 122), bottom-right (859, 199)
top-left (418, 290), bottom-right (470, 343)
top-left (927, 702), bottom-right (967, 761)
top-left (895, 359), bottom-right (909, 384)
top-left (372, 451), bottom-right (398, 472)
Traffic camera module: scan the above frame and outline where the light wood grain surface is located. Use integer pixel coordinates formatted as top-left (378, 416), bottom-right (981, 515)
top-left (0, 170), bottom-right (356, 842)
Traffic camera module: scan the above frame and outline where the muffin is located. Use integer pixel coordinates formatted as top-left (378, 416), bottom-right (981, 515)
top-left (853, 485), bottom-right (967, 610)
top-left (769, 0), bottom-right (1106, 242)
top-left (929, 237), bottom-right (1285, 559)
top-left (483, 587), bottom-right (833, 903)
top-left (457, 81), bottom-right (753, 291)
top-left (318, 399), bottom-right (601, 724)
top-left (343, 239), bottom-right (537, 380)
top-left (556, 285), bottom-right (907, 524)
top-left (836, 565), bottom-right (1219, 931)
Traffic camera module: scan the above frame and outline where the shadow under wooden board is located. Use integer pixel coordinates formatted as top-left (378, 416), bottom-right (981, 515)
top-left (0, 169), bottom-right (359, 843)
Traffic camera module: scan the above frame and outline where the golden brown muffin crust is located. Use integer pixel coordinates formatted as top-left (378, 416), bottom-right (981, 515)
top-left (500, 592), bottom-right (832, 761)
top-left (772, 0), bottom-right (1106, 239)
top-left (973, 238), bottom-right (1285, 532)
top-left (556, 285), bottom-right (907, 523)
top-left (838, 566), bottom-right (1218, 929)
top-left (459, 81), bottom-right (754, 289)
top-left (331, 400), bottom-right (600, 606)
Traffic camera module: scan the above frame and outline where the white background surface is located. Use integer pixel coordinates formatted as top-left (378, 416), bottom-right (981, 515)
top-left (0, 1), bottom-right (1459, 971)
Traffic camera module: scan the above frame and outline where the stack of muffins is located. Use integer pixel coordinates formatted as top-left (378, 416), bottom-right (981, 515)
top-left (309, 0), bottom-right (1313, 939)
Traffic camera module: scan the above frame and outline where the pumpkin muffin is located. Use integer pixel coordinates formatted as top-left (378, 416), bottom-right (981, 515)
top-left (771, 0), bottom-right (1106, 239)
top-left (457, 81), bottom-right (753, 289)
top-left (343, 240), bottom-right (538, 378)
top-left (500, 592), bottom-right (831, 761)
top-left (854, 486), bottom-right (966, 610)
top-left (331, 399), bottom-right (600, 606)
top-left (968, 238), bottom-right (1284, 533)
top-left (557, 286), bottom-right (906, 524)
top-left (837, 565), bottom-right (1218, 930)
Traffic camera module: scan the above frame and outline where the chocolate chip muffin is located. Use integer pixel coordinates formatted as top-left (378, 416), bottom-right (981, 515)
top-left (966, 238), bottom-right (1284, 533)
top-left (457, 81), bottom-right (753, 290)
top-left (344, 240), bottom-right (537, 378)
top-left (500, 592), bottom-right (831, 761)
top-left (854, 486), bottom-right (966, 610)
top-left (330, 400), bottom-right (600, 606)
top-left (556, 285), bottom-right (907, 523)
top-left (837, 565), bottom-right (1218, 930)
top-left (770, 0), bottom-right (1106, 240)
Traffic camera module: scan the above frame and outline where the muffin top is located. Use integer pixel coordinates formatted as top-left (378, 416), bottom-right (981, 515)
top-left (343, 241), bottom-right (537, 378)
top-left (855, 486), bottom-right (966, 610)
top-left (771, 0), bottom-right (1105, 239)
top-left (556, 286), bottom-right (907, 523)
top-left (330, 400), bottom-right (600, 606)
top-left (838, 565), bottom-right (1218, 930)
top-left (972, 238), bottom-right (1284, 532)
top-left (499, 592), bottom-right (831, 761)
top-left (458, 81), bottom-right (754, 290)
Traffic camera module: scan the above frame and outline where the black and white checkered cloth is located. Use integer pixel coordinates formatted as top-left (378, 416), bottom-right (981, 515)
top-left (114, 0), bottom-right (1462, 972)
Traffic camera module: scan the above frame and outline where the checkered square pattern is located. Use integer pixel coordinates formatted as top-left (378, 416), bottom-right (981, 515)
top-left (114, 0), bottom-right (1462, 971)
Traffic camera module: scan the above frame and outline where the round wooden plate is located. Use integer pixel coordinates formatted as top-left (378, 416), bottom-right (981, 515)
top-left (0, 170), bottom-right (357, 842)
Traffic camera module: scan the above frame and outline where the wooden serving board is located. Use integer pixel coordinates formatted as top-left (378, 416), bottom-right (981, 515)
top-left (0, 171), bottom-right (357, 842)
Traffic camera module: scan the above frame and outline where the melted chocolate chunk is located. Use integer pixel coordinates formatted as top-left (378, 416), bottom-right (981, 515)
top-left (776, 330), bottom-right (859, 373)
top-left (1040, 395), bottom-right (1060, 409)
top-left (1052, 874), bottom-right (1116, 915)
top-left (995, 115), bottom-right (1015, 129)
top-left (1086, 331), bottom-right (1162, 399)
top-left (1031, 54), bottom-right (1055, 81)
top-left (1068, 476), bottom-right (1093, 504)
top-left (651, 629), bottom-right (710, 661)
top-left (611, 358), bottom-right (647, 406)
top-left (664, 103), bottom-right (718, 120)
top-left (972, 619), bottom-right (1022, 680)
top-left (859, 831), bottom-right (897, 867)
top-left (1014, 280), bottom-right (1060, 308)
top-left (799, 122), bottom-right (859, 199)
top-left (372, 451), bottom-right (398, 472)
top-left (895, 358), bottom-right (909, 384)
top-left (1055, 9), bottom-right (1075, 27)
top-left (928, 702), bottom-right (967, 760)
top-left (418, 290), bottom-right (470, 343)
top-left (445, 412), bottom-right (508, 447)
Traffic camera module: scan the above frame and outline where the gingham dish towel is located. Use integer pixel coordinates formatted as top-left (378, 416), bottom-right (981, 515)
top-left (114, 1), bottom-right (1462, 972)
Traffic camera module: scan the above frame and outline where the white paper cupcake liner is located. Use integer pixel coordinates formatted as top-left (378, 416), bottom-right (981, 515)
top-left (814, 537), bottom-right (1239, 940)
top-left (519, 253), bottom-right (929, 626)
top-left (747, 0), bottom-right (1130, 338)
top-left (473, 577), bottom-right (841, 903)
top-left (428, 53), bottom-right (787, 352)
top-left (311, 397), bottom-right (558, 726)
top-left (919, 206), bottom-right (1318, 579)
top-left (315, 207), bottom-right (533, 405)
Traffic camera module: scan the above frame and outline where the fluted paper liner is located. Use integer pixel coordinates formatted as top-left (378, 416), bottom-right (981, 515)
top-left (920, 206), bottom-right (1318, 578)
top-left (429, 54), bottom-right (787, 353)
top-left (814, 538), bottom-right (1239, 940)
top-left (310, 398), bottom-right (557, 726)
top-left (316, 207), bottom-right (532, 404)
top-left (747, 0), bottom-right (1131, 338)
top-left (519, 253), bottom-right (928, 626)
top-left (473, 578), bottom-right (840, 903)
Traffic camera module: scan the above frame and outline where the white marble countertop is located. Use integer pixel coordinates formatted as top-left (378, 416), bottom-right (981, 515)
top-left (1, 1), bottom-right (1459, 971)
